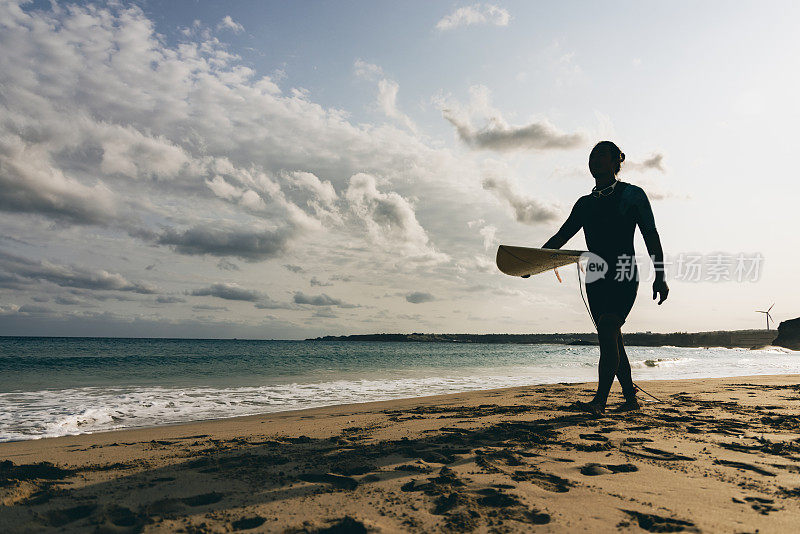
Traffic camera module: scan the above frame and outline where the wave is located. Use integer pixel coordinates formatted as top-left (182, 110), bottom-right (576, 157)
top-left (0, 373), bottom-right (592, 442)
top-left (2, 343), bottom-right (798, 442)
top-left (630, 357), bottom-right (695, 369)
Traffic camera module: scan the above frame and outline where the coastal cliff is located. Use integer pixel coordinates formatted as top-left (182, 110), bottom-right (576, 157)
top-left (773, 317), bottom-right (800, 350)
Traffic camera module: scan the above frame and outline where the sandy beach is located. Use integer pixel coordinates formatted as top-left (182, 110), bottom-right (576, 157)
top-left (1, 374), bottom-right (799, 533)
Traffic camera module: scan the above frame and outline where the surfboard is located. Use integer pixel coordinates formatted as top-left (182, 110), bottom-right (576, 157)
top-left (496, 245), bottom-right (586, 277)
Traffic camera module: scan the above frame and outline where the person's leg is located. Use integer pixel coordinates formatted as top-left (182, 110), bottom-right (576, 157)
top-left (591, 313), bottom-right (622, 409)
top-left (615, 334), bottom-right (637, 402)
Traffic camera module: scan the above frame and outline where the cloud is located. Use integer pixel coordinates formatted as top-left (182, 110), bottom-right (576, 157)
top-left (376, 79), bottom-right (417, 132)
top-left (18, 304), bottom-right (54, 315)
top-left (354, 60), bottom-right (416, 131)
top-left (406, 291), bottom-right (435, 304)
top-left (478, 225), bottom-right (497, 251)
top-left (157, 225), bottom-right (294, 261)
top-left (440, 86), bottom-right (584, 152)
top-left (310, 277), bottom-right (333, 287)
top-left (253, 300), bottom-right (291, 310)
top-left (456, 255), bottom-right (495, 273)
top-left (436, 4), bottom-right (510, 31)
top-left (443, 112), bottom-right (584, 152)
top-left (0, 250), bottom-right (156, 294)
top-left (481, 173), bottom-right (560, 224)
top-left (192, 304), bottom-right (228, 311)
top-left (216, 259), bottom-right (240, 271)
top-left (156, 295), bottom-right (186, 304)
top-left (626, 153), bottom-right (667, 173)
top-left (217, 15), bottom-right (244, 33)
top-left (190, 282), bottom-right (295, 310)
top-left (190, 283), bottom-right (263, 302)
top-left (353, 59), bottom-right (384, 80)
top-left (54, 295), bottom-right (85, 306)
top-left (345, 173), bottom-right (446, 261)
top-left (0, 1), bottom-right (451, 266)
top-left (312, 308), bottom-right (337, 318)
top-left (0, 1), bottom-right (603, 337)
top-left (541, 40), bottom-right (583, 88)
top-left (293, 292), bottom-right (355, 308)
top-left (283, 171), bottom-right (338, 206)
top-left (283, 264), bottom-right (305, 274)
top-left (0, 138), bottom-right (117, 225)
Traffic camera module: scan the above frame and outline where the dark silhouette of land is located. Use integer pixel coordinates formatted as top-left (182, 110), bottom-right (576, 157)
top-left (310, 329), bottom-right (780, 349)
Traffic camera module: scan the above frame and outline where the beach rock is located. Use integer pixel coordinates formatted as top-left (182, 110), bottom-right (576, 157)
top-left (773, 317), bottom-right (800, 350)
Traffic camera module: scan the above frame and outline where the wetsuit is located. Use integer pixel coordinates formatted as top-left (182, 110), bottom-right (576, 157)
top-left (550, 180), bottom-right (656, 325)
top-left (545, 180), bottom-right (658, 406)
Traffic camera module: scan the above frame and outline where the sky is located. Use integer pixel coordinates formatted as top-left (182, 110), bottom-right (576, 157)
top-left (1, 0), bottom-right (798, 339)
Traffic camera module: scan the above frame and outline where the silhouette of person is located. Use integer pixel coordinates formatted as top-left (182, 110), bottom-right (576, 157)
top-left (542, 141), bottom-right (669, 414)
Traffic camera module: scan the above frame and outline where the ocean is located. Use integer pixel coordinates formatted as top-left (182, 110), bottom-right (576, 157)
top-left (0, 337), bottom-right (797, 442)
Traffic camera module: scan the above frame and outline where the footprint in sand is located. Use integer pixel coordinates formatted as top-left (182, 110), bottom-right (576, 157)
top-left (621, 446), bottom-right (694, 462)
top-left (180, 492), bottom-right (224, 506)
top-left (298, 472), bottom-right (359, 490)
top-left (714, 459), bottom-right (776, 477)
top-left (231, 516), bottom-right (267, 531)
top-left (621, 509), bottom-right (699, 533)
top-left (98, 504), bottom-right (145, 531)
top-left (42, 504), bottom-right (97, 527)
top-left (511, 468), bottom-right (574, 492)
top-left (580, 463), bottom-right (638, 476)
top-left (579, 433), bottom-right (609, 442)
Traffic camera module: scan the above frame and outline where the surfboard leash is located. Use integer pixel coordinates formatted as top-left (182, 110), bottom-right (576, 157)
top-left (575, 264), bottom-right (666, 404)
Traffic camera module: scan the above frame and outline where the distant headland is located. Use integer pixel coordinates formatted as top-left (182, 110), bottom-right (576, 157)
top-left (309, 328), bottom-right (794, 350)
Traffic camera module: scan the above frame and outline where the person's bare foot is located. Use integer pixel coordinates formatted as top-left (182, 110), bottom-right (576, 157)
top-left (613, 399), bottom-right (641, 412)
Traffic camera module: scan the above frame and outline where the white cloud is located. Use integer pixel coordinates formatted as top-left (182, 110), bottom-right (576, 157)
top-left (541, 40), bottom-right (583, 87)
top-left (217, 15), bottom-right (244, 34)
top-left (481, 162), bottom-right (560, 225)
top-left (354, 59), bottom-right (384, 80)
top-left (0, 250), bottom-right (156, 294)
top-left (436, 4), bottom-right (510, 31)
top-left (626, 153), bottom-right (667, 173)
top-left (0, 0), bottom-right (607, 336)
top-left (355, 60), bottom-right (417, 132)
top-left (377, 79), bottom-right (416, 132)
top-left (0, 0), bottom-right (461, 268)
top-left (478, 225), bottom-right (497, 251)
top-left (439, 85), bottom-right (585, 152)
top-left (345, 173), bottom-right (447, 261)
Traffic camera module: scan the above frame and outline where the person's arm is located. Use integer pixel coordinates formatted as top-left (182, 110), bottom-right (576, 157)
top-left (542, 199), bottom-right (584, 250)
top-left (643, 229), bottom-right (668, 304)
top-left (516, 200), bottom-right (583, 279)
top-left (635, 189), bottom-right (669, 304)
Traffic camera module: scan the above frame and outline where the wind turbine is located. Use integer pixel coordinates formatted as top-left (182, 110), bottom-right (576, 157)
top-left (756, 303), bottom-right (775, 330)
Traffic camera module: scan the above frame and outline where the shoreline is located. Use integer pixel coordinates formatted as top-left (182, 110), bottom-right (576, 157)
top-left (2, 374), bottom-right (799, 532)
top-left (2, 370), bottom-right (798, 445)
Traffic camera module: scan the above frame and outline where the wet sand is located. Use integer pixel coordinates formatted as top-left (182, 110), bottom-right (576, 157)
top-left (1, 374), bottom-right (799, 533)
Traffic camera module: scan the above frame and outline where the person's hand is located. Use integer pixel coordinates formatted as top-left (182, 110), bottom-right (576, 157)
top-left (652, 279), bottom-right (669, 305)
